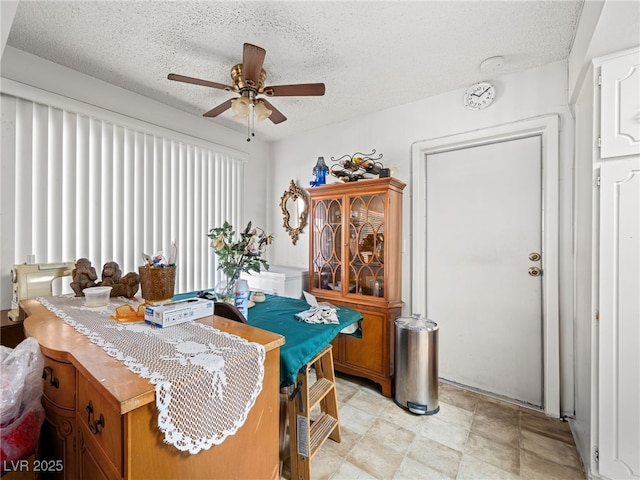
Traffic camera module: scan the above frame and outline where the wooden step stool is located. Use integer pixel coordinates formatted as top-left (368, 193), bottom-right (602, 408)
top-left (287, 345), bottom-right (341, 480)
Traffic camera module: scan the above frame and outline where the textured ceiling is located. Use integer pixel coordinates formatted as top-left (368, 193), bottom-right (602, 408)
top-left (6, 0), bottom-right (583, 142)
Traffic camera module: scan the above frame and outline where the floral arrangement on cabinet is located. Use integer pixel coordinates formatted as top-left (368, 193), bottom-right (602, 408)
top-left (208, 221), bottom-right (274, 298)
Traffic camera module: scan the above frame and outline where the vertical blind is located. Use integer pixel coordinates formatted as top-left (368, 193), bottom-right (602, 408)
top-left (9, 96), bottom-right (244, 293)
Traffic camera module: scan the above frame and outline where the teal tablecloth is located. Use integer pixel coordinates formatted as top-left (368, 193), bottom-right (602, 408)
top-left (172, 291), bottom-right (362, 388)
top-left (248, 295), bottom-right (362, 387)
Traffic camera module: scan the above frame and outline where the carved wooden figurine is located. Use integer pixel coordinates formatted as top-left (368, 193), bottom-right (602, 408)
top-left (99, 261), bottom-right (122, 286)
top-left (112, 272), bottom-right (140, 298)
top-left (99, 261), bottom-right (140, 298)
top-left (70, 258), bottom-right (98, 296)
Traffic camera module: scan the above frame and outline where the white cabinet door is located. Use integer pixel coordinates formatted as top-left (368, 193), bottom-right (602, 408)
top-left (599, 48), bottom-right (640, 158)
top-left (598, 157), bottom-right (640, 480)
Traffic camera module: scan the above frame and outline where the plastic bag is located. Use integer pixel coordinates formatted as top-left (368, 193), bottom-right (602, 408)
top-left (0, 337), bottom-right (45, 467)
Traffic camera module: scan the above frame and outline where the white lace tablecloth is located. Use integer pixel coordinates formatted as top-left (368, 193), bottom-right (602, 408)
top-left (39, 295), bottom-right (265, 454)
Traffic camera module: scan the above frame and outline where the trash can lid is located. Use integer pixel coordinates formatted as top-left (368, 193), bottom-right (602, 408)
top-left (395, 315), bottom-right (438, 331)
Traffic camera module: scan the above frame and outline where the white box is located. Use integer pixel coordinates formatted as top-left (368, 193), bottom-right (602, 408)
top-left (241, 265), bottom-right (308, 298)
top-left (144, 298), bottom-right (213, 328)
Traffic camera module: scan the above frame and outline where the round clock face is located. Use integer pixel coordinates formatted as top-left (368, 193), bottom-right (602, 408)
top-left (464, 82), bottom-right (496, 110)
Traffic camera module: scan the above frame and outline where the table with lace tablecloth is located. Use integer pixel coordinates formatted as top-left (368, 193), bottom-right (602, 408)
top-left (21, 297), bottom-right (284, 479)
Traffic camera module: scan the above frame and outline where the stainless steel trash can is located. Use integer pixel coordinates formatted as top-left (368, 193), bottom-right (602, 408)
top-left (394, 315), bottom-right (439, 415)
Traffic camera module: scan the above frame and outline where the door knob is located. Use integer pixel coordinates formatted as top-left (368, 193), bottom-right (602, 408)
top-left (528, 252), bottom-right (541, 262)
top-left (528, 267), bottom-right (542, 277)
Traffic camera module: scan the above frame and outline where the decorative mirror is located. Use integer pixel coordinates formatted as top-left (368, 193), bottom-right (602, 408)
top-left (280, 180), bottom-right (309, 245)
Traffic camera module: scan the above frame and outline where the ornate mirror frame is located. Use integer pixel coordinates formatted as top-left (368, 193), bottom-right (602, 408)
top-left (280, 180), bottom-right (309, 245)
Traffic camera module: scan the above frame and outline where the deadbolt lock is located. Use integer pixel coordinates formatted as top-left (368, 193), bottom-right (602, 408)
top-left (528, 267), bottom-right (542, 277)
top-left (528, 252), bottom-right (541, 262)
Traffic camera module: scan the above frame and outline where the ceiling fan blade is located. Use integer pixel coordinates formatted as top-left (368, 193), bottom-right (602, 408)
top-left (168, 73), bottom-right (230, 90)
top-left (264, 83), bottom-right (326, 97)
top-left (261, 99), bottom-right (287, 124)
top-left (203, 99), bottom-right (234, 118)
top-left (242, 43), bottom-right (266, 87)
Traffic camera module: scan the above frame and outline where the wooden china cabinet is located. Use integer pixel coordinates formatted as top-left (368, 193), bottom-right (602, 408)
top-left (308, 177), bottom-right (405, 397)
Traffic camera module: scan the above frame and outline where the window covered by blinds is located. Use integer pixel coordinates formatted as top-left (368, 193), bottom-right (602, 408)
top-left (6, 95), bottom-right (244, 294)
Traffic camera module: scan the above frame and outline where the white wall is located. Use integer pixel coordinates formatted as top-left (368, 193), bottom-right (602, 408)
top-left (269, 60), bottom-right (577, 415)
top-left (0, 1), bottom-right (18, 59)
top-left (570, 60), bottom-right (596, 473)
top-left (0, 47), bottom-right (270, 310)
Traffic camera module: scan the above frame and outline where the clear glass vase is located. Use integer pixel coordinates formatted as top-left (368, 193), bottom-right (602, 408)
top-left (214, 271), bottom-right (241, 302)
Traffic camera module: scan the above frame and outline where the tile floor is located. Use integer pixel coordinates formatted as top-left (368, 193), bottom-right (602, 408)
top-left (288, 373), bottom-right (586, 480)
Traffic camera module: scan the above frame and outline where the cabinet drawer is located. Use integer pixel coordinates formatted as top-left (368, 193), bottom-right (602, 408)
top-left (40, 397), bottom-right (77, 480)
top-left (77, 375), bottom-right (123, 476)
top-left (42, 356), bottom-right (76, 409)
top-left (79, 427), bottom-right (118, 480)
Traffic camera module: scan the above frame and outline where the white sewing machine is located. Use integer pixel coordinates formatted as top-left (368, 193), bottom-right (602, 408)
top-left (9, 261), bottom-right (75, 322)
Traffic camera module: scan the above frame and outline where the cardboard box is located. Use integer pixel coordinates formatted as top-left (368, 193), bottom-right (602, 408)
top-left (144, 298), bottom-right (213, 328)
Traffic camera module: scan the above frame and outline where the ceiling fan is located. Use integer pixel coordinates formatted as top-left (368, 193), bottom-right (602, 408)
top-left (168, 43), bottom-right (325, 141)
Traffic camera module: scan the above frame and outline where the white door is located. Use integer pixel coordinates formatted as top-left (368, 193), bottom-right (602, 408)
top-left (426, 135), bottom-right (543, 406)
top-left (598, 157), bottom-right (640, 480)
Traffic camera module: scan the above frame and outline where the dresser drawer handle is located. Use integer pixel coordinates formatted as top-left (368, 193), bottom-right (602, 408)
top-left (42, 366), bottom-right (60, 388)
top-left (85, 400), bottom-right (105, 434)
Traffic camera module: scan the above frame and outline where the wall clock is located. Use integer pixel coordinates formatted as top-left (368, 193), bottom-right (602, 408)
top-left (464, 82), bottom-right (496, 110)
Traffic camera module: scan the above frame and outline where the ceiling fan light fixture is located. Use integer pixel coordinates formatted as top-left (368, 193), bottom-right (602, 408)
top-left (254, 100), bottom-right (272, 122)
top-left (231, 96), bottom-right (250, 117)
top-left (168, 43), bottom-right (323, 141)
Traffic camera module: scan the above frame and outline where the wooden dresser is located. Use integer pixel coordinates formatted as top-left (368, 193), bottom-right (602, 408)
top-left (22, 300), bottom-right (284, 480)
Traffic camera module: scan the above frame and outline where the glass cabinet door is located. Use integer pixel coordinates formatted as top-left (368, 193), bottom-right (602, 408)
top-left (347, 193), bottom-right (386, 298)
top-left (311, 197), bottom-right (343, 291)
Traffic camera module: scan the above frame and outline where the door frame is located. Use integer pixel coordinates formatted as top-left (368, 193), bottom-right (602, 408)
top-left (411, 115), bottom-right (560, 417)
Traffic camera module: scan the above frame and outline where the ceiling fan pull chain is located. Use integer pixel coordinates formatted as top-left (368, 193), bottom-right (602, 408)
top-left (246, 102), bottom-right (253, 142)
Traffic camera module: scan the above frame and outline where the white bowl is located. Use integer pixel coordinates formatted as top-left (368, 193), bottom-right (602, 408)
top-left (84, 286), bottom-right (112, 307)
